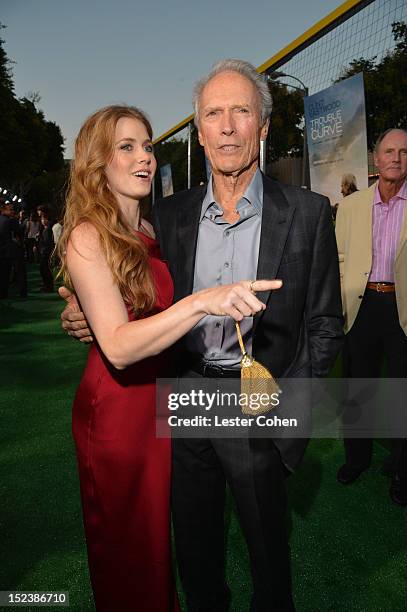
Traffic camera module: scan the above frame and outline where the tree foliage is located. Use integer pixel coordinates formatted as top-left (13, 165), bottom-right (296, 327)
top-left (336, 21), bottom-right (407, 150)
top-left (155, 137), bottom-right (188, 195)
top-left (154, 126), bottom-right (207, 196)
top-left (0, 24), bottom-right (66, 209)
top-left (266, 81), bottom-right (304, 162)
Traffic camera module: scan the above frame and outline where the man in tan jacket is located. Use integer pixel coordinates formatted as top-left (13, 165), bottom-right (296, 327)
top-left (335, 128), bottom-right (407, 506)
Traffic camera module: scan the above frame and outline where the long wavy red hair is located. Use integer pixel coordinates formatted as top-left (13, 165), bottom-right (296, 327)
top-left (58, 105), bottom-right (156, 315)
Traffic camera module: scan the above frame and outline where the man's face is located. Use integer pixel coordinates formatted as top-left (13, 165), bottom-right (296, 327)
top-left (197, 71), bottom-right (269, 177)
top-left (374, 130), bottom-right (407, 184)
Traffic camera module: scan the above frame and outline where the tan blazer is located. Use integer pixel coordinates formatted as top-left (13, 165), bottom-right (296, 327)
top-left (335, 182), bottom-right (407, 335)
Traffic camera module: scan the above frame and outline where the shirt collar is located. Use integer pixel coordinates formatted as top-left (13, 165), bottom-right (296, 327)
top-left (374, 179), bottom-right (407, 206)
top-left (199, 168), bottom-right (263, 222)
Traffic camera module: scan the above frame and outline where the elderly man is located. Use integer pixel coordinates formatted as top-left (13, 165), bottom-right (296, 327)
top-left (336, 128), bottom-right (407, 506)
top-left (61, 59), bottom-right (343, 611)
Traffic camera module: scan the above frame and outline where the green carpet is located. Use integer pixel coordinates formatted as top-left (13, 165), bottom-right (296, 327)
top-left (0, 265), bottom-right (406, 611)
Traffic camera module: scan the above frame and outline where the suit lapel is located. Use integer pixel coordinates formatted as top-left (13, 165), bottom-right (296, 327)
top-left (253, 176), bottom-right (296, 333)
top-left (174, 187), bottom-right (205, 300)
top-left (358, 183), bottom-right (375, 269)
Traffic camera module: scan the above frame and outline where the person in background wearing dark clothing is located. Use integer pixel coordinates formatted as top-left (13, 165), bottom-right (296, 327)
top-left (9, 207), bottom-right (28, 297)
top-left (37, 204), bottom-right (50, 220)
top-left (26, 211), bottom-right (41, 262)
top-left (18, 209), bottom-right (28, 232)
top-left (18, 209), bottom-right (27, 221)
top-left (38, 211), bottom-right (55, 292)
top-left (18, 210), bottom-right (28, 258)
top-left (0, 201), bottom-right (14, 299)
top-left (35, 205), bottom-right (50, 252)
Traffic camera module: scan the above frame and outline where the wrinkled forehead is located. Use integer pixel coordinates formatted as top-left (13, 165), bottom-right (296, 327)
top-left (378, 130), bottom-right (407, 152)
top-left (200, 71), bottom-right (260, 110)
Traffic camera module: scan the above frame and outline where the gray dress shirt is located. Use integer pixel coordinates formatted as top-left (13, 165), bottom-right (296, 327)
top-left (185, 169), bottom-right (263, 368)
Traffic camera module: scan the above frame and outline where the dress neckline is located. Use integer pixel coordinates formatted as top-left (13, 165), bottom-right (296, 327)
top-left (137, 229), bottom-right (156, 241)
top-left (136, 221), bottom-right (156, 241)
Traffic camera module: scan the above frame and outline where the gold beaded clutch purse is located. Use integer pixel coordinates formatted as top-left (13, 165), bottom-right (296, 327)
top-left (235, 322), bottom-right (282, 416)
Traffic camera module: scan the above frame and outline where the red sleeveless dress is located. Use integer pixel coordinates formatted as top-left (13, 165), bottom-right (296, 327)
top-left (72, 232), bottom-right (180, 612)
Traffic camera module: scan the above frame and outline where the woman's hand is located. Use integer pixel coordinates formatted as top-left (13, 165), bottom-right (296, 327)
top-left (58, 279), bottom-right (283, 344)
top-left (194, 279), bottom-right (283, 320)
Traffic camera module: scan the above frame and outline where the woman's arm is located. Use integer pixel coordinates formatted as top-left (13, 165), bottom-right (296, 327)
top-left (67, 223), bottom-right (282, 369)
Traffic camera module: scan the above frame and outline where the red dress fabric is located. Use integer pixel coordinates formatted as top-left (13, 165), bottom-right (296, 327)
top-left (72, 233), bottom-right (180, 611)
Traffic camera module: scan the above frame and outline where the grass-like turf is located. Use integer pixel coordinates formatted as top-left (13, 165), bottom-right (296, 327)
top-left (1, 265), bottom-right (406, 611)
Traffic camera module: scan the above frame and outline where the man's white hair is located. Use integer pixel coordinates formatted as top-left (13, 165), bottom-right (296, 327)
top-left (374, 128), bottom-right (407, 152)
top-left (341, 173), bottom-right (357, 189)
top-left (192, 59), bottom-right (272, 128)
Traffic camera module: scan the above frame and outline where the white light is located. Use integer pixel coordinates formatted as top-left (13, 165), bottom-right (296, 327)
top-left (5, 200), bottom-right (9, 204)
top-left (12, 195), bottom-right (17, 201)
top-left (3, 189), bottom-right (7, 194)
top-left (18, 198), bottom-right (22, 202)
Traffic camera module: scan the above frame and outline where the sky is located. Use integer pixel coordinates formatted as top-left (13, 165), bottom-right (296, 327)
top-left (3, 0), bottom-right (344, 157)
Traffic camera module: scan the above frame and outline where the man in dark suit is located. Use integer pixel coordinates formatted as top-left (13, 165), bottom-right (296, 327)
top-left (61, 60), bottom-right (343, 611)
top-left (0, 200), bottom-right (17, 299)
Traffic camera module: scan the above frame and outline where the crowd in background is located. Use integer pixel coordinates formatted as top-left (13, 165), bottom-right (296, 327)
top-left (0, 198), bottom-right (62, 299)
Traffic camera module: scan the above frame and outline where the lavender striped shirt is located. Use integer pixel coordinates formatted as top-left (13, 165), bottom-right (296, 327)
top-left (369, 180), bottom-right (407, 283)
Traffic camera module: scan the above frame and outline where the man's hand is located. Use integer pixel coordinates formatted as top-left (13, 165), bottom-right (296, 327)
top-left (59, 286), bottom-right (93, 343)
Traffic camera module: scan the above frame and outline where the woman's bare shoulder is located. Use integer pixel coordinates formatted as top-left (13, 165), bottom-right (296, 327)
top-left (68, 221), bottom-right (101, 257)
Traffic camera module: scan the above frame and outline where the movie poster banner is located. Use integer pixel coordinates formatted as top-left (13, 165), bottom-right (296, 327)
top-left (160, 163), bottom-right (174, 197)
top-left (304, 73), bottom-right (368, 206)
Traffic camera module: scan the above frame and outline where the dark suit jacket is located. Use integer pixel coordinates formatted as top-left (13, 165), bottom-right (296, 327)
top-left (0, 214), bottom-right (13, 259)
top-left (152, 173), bottom-right (344, 468)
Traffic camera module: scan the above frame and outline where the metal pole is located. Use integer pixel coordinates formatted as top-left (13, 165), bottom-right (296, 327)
top-left (260, 139), bottom-right (266, 174)
top-left (267, 72), bottom-right (310, 187)
top-left (187, 122), bottom-right (192, 189)
top-left (301, 131), bottom-right (307, 187)
top-left (152, 174), bottom-right (155, 205)
top-left (301, 87), bottom-right (309, 187)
